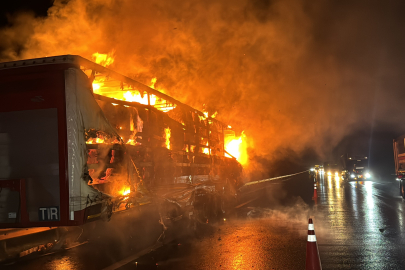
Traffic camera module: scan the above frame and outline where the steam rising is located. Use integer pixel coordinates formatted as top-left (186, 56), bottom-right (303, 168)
top-left (2, 0), bottom-right (405, 172)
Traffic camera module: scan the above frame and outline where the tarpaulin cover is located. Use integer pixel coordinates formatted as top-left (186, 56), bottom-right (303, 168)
top-left (65, 68), bottom-right (120, 218)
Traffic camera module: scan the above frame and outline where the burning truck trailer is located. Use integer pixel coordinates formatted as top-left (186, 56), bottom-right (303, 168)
top-left (0, 55), bottom-right (243, 261)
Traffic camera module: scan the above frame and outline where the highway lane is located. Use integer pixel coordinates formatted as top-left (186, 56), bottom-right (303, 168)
top-left (115, 173), bottom-right (405, 269)
top-left (4, 172), bottom-right (405, 269)
top-left (0, 174), bottom-right (313, 270)
top-left (116, 174), bottom-right (313, 270)
top-left (316, 173), bottom-right (405, 269)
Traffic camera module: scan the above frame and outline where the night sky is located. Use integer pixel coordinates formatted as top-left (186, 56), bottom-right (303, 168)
top-left (1, 0), bottom-right (404, 178)
top-left (0, 0), bottom-right (53, 26)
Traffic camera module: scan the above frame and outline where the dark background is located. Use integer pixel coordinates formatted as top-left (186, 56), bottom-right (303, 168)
top-left (0, 0), bottom-right (53, 27)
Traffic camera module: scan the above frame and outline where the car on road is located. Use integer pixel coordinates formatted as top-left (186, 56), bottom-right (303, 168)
top-left (348, 167), bottom-right (372, 180)
top-left (341, 154), bottom-right (371, 181)
top-left (324, 162), bottom-right (340, 177)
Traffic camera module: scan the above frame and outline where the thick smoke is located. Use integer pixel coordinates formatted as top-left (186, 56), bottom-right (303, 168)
top-left (1, 0), bottom-right (405, 174)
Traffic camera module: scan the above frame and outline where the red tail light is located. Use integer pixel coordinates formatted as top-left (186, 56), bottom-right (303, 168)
top-left (398, 175), bottom-right (403, 179)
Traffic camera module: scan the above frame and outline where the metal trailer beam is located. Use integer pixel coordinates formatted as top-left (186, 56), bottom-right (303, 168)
top-left (0, 55), bottom-right (226, 128)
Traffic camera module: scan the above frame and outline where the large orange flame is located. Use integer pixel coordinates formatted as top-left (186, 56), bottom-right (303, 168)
top-left (165, 127), bottom-right (171, 150)
top-left (92, 51), bottom-right (115, 67)
top-left (90, 60), bottom-right (176, 113)
top-left (121, 187), bottom-right (131, 196)
top-left (86, 137), bottom-right (105, 144)
top-left (225, 131), bottom-right (248, 165)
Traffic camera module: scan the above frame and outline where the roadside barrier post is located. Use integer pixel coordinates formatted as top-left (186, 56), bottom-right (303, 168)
top-left (306, 218), bottom-right (322, 270)
top-left (312, 183), bottom-right (318, 202)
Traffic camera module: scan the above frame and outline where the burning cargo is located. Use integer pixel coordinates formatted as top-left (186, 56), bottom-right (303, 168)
top-left (0, 55), bottom-right (244, 229)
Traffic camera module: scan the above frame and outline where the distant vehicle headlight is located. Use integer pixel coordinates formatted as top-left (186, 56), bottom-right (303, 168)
top-left (350, 174), bottom-right (355, 178)
top-left (365, 173), bottom-right (371, 179)
top-left (310, 168), bottom-right (315, 171)
top-left (327, 172), bottom-right (332, 176)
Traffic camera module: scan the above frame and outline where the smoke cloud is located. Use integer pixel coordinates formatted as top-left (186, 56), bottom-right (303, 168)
top-left (1, 0), bottom-right (405, 173)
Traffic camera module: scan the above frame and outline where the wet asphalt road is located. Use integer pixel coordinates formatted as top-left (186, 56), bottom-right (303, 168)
top-left (4, 172), bottom-right (405, 269)
top-left (316, 173), bottom-right (405, 269)
top-left (116, 173), bottom-right (405, 270)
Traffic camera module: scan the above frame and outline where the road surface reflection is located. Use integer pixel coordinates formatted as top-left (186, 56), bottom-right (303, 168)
top-left (317, 174), bottom-right (405, 269)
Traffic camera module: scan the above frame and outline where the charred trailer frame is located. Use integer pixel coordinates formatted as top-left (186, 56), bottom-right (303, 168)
top-left (0, 55), bottom-right (243, 229)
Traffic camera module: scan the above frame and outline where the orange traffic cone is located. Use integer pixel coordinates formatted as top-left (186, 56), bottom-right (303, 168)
top-left (312, 183), bottom-right (318, 199)
top-left (306, 218), bottom-right (322, 270)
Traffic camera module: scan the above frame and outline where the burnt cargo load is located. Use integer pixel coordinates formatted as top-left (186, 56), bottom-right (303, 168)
top-left (393, 136), bottom-right (405, 198)
top-left (340, 154), bottom-right (370, 180)
top-left (0, 55), bottom-right (243, 228)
